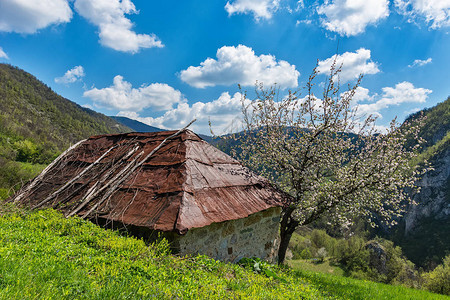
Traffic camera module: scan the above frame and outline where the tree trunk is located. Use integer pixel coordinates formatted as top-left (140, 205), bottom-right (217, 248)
top-left (278, 229), bottom-right (294, 264)
top-left (278, 206), bottom-right (299, 265)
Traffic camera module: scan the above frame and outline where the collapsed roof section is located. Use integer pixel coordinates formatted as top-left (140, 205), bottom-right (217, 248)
top-left (12, 130), bottom-right (285, 234)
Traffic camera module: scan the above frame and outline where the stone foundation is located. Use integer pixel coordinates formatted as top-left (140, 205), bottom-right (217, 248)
top-left (93, 207), bottom-right (281, 263)
top-left (170, 207), bottom-right (281, 263)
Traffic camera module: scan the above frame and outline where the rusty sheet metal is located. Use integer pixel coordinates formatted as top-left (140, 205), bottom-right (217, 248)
top-left (12, 130), bottom-right (286, 234)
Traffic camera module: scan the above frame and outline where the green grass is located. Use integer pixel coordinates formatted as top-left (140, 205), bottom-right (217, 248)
top-left (288, 259), bottom-right (450, 299)
top-left (0, 161), bottom-right (46, 200)
top-left (0, 206), bottom-right (324, 299)
top-left (294, 268), bottom-right (448, 300)
top-left (411, 130), bottom-right (450, 167)
top-left (0, 205), bottom-right (447, 299)
top-left (287, 259), bottom-right (345, 276)
top-left (15, 161), bottom-right (47, 174)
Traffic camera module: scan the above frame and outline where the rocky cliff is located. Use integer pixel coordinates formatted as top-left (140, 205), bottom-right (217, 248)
top-left (405, 146), bottom-right (450, 236)
top-left (393, 98), bottom-right (450, 268)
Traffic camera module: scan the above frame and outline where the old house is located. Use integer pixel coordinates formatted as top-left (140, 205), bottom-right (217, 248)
top-left (11, 129), bottom-right (287, 262)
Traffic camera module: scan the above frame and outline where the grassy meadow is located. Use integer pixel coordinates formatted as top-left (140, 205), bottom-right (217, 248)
top-left (0, 204), bottom-right (447, 299)
top-left (287, 259), bottom-right (345, 276)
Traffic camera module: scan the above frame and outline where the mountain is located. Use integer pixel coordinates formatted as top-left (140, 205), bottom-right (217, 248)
top-left (0, 64), bottom-right (131, 197)
top-left (110, 115), bottom-right (217, 144)
top-left (391, 97), bottom-right (450, 268)
top-left (110, 116), bottom-right (165, 133)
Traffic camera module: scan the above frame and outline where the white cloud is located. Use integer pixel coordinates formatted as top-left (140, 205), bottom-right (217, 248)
top-left (0, 0), bottom-right (162, 53)
top-left (225, 0), bottom-right (279, 20)
top-left (317, 0), bottom-right (389, 36)
top-left (0, 0), bottom-right (72, 33)
top-left (395, 0), bottom-right (450, 29)
top-left (0, 47), bottom-right (8, 59)
top-left (355, 81), bottom-right (432, 117)
top-left (74, 0), bottom-right (163, 53)
top-left (83, 75), bottom-right (184, 112)
top-left (82, 104), bottom-right (93, 110)
top-left (180, 45), bottom-right (299, 89)
top-left (55, 66), bottom-right (85, 84)
top-left (341, 86), bottom-right (376, 105)
top-left (317, 48), bottom-right (380, 83)
top-left (296, 19), bottom-right (312, 26)
top-left (351, 87), bottom-right (375, 103)
top-left (408, 57), bottom-right (432, 68)
top-left (296, 0), bottom-right (305, 11)
top-left (119, 92), bottom-right (248, 135)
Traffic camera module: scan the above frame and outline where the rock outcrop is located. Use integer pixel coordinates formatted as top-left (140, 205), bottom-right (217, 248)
top-left (393, 97), bottom-right (450, 267)
top-left (405, 147), bottom-right (450, 236)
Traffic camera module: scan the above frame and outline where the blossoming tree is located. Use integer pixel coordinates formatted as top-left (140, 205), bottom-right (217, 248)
top-left (236, 62), bottom-right (426, 264)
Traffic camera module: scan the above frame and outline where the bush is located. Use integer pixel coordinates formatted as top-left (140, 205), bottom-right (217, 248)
top-left (300, 248), bottom-right (312, 259)
top-left (14, 139), bottom-right (39, 163)
top-left (317, 248), bottom-right (327, 262)
top-left (289, 233), bottom-right (313, 259)
top-left (11, 139), bottom-right (57, 164)
top-left (0, 188), bottom-right (11, 200)
top-left (381, 239), bottom-right (419, 287)
top-left (289, 230), bottom-right (421, 288)
top-left (0, 158), bottom-right (45, 191)
top-left (422, 255), bottom-right (450, 295)
top-left (334, 235), bottom-right (367, 267)
top-left (289, 230), bottom-right (337, 260)
top-left (338, 239), bottom-right (420, 287)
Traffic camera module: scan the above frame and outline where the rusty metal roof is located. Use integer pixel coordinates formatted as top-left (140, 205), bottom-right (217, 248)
top-left (12, 130), bottom-right (285, 234)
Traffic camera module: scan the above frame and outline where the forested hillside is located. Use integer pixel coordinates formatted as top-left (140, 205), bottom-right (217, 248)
top-left (391, 97), bottom-right (450, 268)
top-left (0, 64), bottom-right (131, 198)
top-left (407, 97), bottom-right (450, 150)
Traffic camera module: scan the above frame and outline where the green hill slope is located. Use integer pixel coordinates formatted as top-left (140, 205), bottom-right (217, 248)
top-left (0, 205), bottom-right (445, 299)
top-left (406, 97), bottom-right (450, 151)
top-left (392, 97), bottom-right (450, 268)
top-left (0, 64), bottom-right (131, 197)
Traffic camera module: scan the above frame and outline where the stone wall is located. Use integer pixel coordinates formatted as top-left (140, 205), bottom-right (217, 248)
top-left (171, 207), bottom-right (281, 263)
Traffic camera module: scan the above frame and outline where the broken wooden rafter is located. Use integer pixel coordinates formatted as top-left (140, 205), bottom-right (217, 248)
top-left (12, 139), bottom-right (87, 204)
top-left (65, 145), bottom-right (142, 218)
top-left (32, 144), bottom-right (120, 209)
top-left (78, 119), bottom-right (196, 219)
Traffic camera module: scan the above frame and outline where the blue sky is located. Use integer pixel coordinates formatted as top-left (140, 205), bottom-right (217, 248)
top-left (0, 0), bottom-right (449, 134)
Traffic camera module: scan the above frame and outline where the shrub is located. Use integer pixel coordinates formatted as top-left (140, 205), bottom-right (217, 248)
top-left (310, 229), bottom-right (336, 253)
top-left (0, 188), bottom-right (11, 200)
top-left (317, 248), bottom-right (327, 262)
top-left (422, 255), bottom-right (450, 295)
top-left (300, 249), bottom-right (312, 259)
top-left (14, 139), bottom-right (39, 163)
top-left (334, 235), bottom-right (367, 266)
top-left (0, 158), bottom-right (45, 191)
top-left (289, 233), bottom-right (313, 259)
